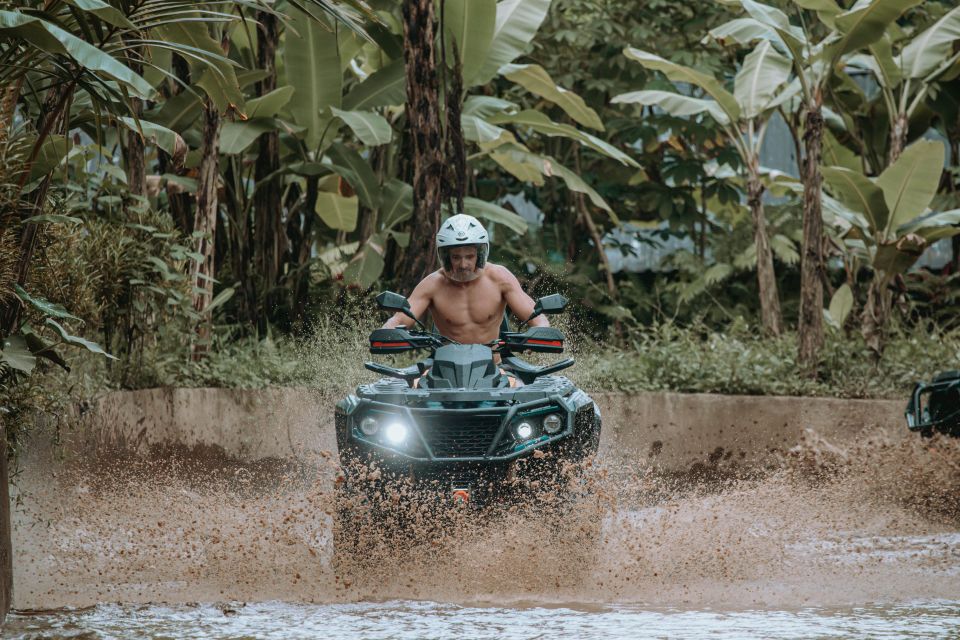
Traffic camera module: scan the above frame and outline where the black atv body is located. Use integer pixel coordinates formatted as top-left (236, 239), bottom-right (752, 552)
top-left (333, 292), bottom-right (602, 508)
top-left (906, 370), bottom-right (960, 438)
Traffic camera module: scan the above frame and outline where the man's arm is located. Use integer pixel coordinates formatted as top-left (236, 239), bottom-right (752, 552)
top-left (382, 274), bottom-right (434, 328)
top-left (498, 266), bottom-right (549, 327)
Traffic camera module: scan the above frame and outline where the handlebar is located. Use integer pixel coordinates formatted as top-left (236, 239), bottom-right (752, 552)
top-left (368, 326), bottom-right (564, 355)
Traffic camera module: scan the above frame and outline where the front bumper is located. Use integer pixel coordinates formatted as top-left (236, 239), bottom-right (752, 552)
top-left (336, 394), bottom-right (595, 464)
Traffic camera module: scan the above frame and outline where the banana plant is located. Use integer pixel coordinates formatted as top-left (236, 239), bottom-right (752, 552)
top-left (707, 0), bottom-right (922, 368)
top-left (843, 5), bottom-right (960, 166)
top-left (612, 39), bottom-right (798, 335)
top-left (820, 139), bottom-right (960, 352)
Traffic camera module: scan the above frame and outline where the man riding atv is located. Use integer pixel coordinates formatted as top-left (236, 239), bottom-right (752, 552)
top-left (382, 213), bottom-right (550, 347)
top-left (332, 211), bottom-right (601, 523)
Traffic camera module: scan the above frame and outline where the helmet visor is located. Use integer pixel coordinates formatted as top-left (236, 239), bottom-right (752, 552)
top-left (439, 244), bottom-right (485, 282)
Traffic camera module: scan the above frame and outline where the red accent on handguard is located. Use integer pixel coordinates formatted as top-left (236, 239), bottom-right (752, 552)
top-left (527, 339), bottom-right (563, 347)
top-left (371, 341), bottom-right (412, 348)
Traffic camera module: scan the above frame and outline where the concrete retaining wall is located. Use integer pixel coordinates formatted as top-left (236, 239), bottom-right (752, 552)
top-left (60, 388), bottom-right (906, 471)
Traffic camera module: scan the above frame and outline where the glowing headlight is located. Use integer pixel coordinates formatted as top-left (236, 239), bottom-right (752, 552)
top-left (384, 421), bottom-right (409, 445)
top-left (542, 413), bottom-right (563, 435)
top-left (359, 416), bottom-right (379, 436)
top-left (512, 420), bottom-right (535, 441)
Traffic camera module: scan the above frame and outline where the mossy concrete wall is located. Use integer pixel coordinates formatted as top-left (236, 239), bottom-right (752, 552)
top-left (57, 388), bottom-right (906, 471)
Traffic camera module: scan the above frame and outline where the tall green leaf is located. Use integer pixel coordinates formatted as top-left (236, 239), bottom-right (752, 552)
top-left (501, 63), bottom-right (603, 130)
top-left (493, 145), bottom-right (615, 216)
top-left (459, 197), bottom-right (527, 234)
top-left (876, 139), bottom-right (944, 234)
top-left (827, 0), bottom-right (922, 63)
top-left (246, 86), bottom-right (295, 118)
top-left (900, 6), bottom-right (960, 80)
top-left (64, 0), bottom-right (135, 29)
top-left (443, 0), bottom-right (497, 84)
top-left (827, 283), bottom-right (854, 328)
top-left (117, 117), bottom-right (181, 156)
top-left (709, 18), bottom-right (781, 47)
top-left (342, 58), bottom-right (406, 111)
top-left (330, 107), bottom-right (392, 145)
top-left (342, 233), bottom-right (386, 289)
top-left (151, 89), bottom-right (202, 132)
top-left (896, 208), bottom-right (960, 242)
top-left (489, 110), bottom-right (637, 166)
top-left (463, 96), bottom-right (518, 118)
top-left (1, 335), bottom-right (36, 374)
top-left (474, 0), bottom-right (552, 86)
top-left (219, 119), bottom-right (277, 155)
top-left (461, 114), bottom-right (513, 150)
top-left (612, 90), bottom-right (730, 125)
top-left (14, 285), bottom-right (79, 320)
top-left (160, 21), bottom-right (244, 113)
top-left (380, 179), bottom-right (414, 230)
top-left (284, 8), bottom-right (341, 148)
top-left (45, 319), bottom-right (116, 359)
top-left (622, 48), bottom-right (741, 122)
top-left (734, 40), bottom-right (792, 118)
top-left (0, 9), bottom-right (153, 97)
top-left (327, 143), bottom-right (381, 210)
top-left (315, 191), bottom-right (358, 231)
top-left (821, 165), bottom-right (889, 233)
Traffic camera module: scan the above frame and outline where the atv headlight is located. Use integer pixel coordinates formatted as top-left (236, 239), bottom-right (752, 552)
top-left (384, 421), bottom-right (409, 445)
top-left (542, 413), bottom-right (563, 435)
top-left (512, 420), bottom-right (536, 441)
top-left (359, 416), bottom-right (379, 436)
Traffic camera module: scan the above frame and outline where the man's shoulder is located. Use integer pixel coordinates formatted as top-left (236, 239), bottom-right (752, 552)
top-left (415, 270), bottom-right (444, 292)
top-left (484, 263), bottom-right (520, 286)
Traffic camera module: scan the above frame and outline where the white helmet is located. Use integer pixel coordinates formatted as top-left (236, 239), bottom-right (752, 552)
top-left (436, 214), bottom-right (489, 278)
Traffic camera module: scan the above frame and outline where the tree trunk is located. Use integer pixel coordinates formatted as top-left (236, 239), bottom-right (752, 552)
top-left (290, 176), bottom-right (318, 329)
top-left (223, 160), bottom-right (256, 327)
top-left (122, 42), bottom-right (147, 198)
top-left (1, 82), bottom-right (73, 337)
top-left (168, 54), bottom-right (194, 236)
top-left (888, 111), bottom-right (907, 167)
top-left (0, 77), bottom-right (23, 147)
top-left (746, 167), bottom-right (783, 336)
top-left (397, 0), bottom-right (443, 294)
top-left (860, 275), bottom-right (891, 355)
top-left (191, 98), bottom-right (221, 358)
top-left (798, 92), bottom-right (825, 372)
top-left (254, 10), bottom-right (283, 329)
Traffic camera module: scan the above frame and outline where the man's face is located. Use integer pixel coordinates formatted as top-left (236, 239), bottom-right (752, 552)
top-left (447, 245), bottom-right (479, 282)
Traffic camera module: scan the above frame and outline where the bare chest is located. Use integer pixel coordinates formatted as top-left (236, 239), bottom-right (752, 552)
top-left (430, 278), bottom-right (505, 334)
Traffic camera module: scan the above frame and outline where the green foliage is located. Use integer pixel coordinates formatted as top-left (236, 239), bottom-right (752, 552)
top-left (578, 321), bottom-right (960, 399)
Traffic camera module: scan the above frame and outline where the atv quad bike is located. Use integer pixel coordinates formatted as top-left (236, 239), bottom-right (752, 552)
top-left (333, 291), bottom-right (602, 515)
top-left (906, 370), bottom-right (960, 438)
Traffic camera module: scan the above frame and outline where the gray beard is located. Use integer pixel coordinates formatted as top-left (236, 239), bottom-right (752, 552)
top-left (445, 267), bottom-right (482, 283)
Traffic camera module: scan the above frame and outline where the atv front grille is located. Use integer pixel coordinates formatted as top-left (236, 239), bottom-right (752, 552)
top-left (415, 412), bottom-right (504, 458)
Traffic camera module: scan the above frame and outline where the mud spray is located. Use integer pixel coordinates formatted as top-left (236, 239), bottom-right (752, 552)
top-left (9, 420), bottom-right (960, 617)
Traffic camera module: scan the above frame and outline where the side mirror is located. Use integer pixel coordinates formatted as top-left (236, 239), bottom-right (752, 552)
top-left (376, 291), bottom-right (411, 313)
top-left (375, 290), bottom-right (424, 328)
top-left (522, 294), bottom-right (568, 326)
top-left (536, 294), bottom-right (568, 315)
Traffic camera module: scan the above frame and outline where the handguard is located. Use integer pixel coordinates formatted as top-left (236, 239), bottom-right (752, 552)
top-left (369, 328), bottom-right (435, 354)
top-left (500, 326), bottom-right (565, 353)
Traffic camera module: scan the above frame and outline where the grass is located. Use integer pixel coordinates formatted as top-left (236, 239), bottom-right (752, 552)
top-left (61, 317), bottom-right (960, 400)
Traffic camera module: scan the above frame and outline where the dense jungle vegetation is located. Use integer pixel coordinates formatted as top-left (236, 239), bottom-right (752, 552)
top-left (2, 0), bottom-right (960, 447)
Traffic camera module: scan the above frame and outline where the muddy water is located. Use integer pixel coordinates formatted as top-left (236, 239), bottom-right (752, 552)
top-left (6, 426), bottom-right (960, 638)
